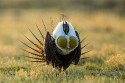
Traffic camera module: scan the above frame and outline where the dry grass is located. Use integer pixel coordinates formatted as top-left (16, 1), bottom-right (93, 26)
top-left (105, 53), bottom-right (125, 70)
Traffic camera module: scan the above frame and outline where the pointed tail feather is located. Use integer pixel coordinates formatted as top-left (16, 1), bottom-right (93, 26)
top-left (28, 28), bottom-right (43, 46)
top-left (80, 57), bottom-right (89, 60)
top-left (24, 35), bottom-right (43, 50)
top-left (24, 55), bottom-right (45, 61)
top-left (36, 24), bottom-right (45, 40)
top-left (50, 17), bottom-right (54, 31)
top-left (41, 18), bottom-right (47, 32)
top-left (81, 43), bottom-right (89, 50)
top-left (80, 36), bottom-right (87, 44)
top-left (22, 49), bottom-right (44, 58)
top-left (20, 40), bottom-right (42, 54)
top-left (81, 50), bottom-right (91, 55)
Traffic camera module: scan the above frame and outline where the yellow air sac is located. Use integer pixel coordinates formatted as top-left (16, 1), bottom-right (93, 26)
top-left (69, 36), bottom-right (77, 49)
top-left (57, 36), bottom-right (67, 49)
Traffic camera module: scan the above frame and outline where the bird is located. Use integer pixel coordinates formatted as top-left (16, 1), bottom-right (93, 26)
top-left (45, 21), bottom-right (81, 70)
top-left (21, 18), bottom-right (89, 71)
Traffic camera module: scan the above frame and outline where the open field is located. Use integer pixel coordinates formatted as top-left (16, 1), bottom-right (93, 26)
top-left (0, 9), bottom-right (125, 83)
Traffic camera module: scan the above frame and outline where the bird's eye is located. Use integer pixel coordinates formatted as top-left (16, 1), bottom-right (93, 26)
top-left (57, 36), bottom-right (67, 49)
top-left (69, 36), bottom-right (77, 48)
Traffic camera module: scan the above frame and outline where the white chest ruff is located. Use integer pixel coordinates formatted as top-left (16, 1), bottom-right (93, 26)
top-left (53, 21), bottom-right (79, 55)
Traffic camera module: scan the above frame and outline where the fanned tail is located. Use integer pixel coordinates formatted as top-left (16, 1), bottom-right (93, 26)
top-left (21, 25), bottom-right (46, 63)
top-left (80, 36), bottom-right (90, 60)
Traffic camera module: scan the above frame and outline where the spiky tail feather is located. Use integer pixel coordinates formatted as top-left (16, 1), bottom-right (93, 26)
top-left (21, 25), bottom-right (46, 62)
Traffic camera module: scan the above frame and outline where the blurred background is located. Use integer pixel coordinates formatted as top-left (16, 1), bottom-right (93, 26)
top-left (0, 0), bottom-right (125, 56)
top-left (0, 0), bottom-right (125, 61)
top-left (0, 0), bottom-right (125, 82)
top-left (0, 0), bottom-right (125, 51)
top-left (0, 0), bottom-right (125, 43)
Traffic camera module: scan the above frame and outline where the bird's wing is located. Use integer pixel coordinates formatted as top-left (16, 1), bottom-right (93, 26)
top-left (73, 31), bottom-right (81, 65)
top-left (44, 32), bottom-right (53, 64)
top-left (44, 32), bottom-right (62, 65)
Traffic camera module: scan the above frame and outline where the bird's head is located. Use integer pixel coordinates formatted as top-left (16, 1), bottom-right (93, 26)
top-left (53, 21), bottom-right (79, 55)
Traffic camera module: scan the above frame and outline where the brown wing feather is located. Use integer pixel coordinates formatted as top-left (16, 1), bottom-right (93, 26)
top-left (44, 32), bottom-right (53, 64)
top-left (44, 32), bottom-right (62, 65)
